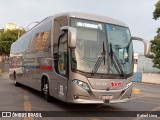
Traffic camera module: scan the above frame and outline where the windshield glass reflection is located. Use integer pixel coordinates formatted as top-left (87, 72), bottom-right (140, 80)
top-left (71, 18), bottom-right (133, 75)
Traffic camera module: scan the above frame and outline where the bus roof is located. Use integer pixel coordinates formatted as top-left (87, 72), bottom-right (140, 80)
top-left (21, 12), bottom-right (128, 38)
top-left (53, 12), bottom-right (128, 27)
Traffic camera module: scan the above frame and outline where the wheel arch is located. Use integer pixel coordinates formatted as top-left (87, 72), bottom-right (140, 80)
top-left (41, 73), bottom-right (51, 92)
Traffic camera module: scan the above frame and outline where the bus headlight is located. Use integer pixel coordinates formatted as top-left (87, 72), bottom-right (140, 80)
top-left (123, 82), bottom-right (133, 90)
top-left (72, 80), bottom-right (91, 92)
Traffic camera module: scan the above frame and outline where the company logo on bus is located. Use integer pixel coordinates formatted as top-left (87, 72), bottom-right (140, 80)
top-left (110, 81), bottom-right (122, 88)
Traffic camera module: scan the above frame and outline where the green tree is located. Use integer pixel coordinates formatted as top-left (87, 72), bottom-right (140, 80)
top-left (149, 29), bottom-right (160, 69)
top-left (150, 0), bottom-right (160, 69)
top-left (0, 29), bottom-right (26, 56)
top-left (153, 0), bottom-right (160, 20)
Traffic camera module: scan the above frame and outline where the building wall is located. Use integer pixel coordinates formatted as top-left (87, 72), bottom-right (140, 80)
top-left (6, 23), bottom-right (19, 30)
top-left (133, 53), bottom-right (142, 82)
top-left (137, 54), bottom-right (160, 73)
top-left (0, 62), bottom-right (9, 73)
top-left (133, 72), bottom-right (142, 82)
top-left (133, 53), bottom-right (160, 84)
top-left (142, 73), bottom-right (160, 84)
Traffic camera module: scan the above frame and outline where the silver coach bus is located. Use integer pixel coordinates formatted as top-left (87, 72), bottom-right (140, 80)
top-left (9, 12), bottom-right (150, 104)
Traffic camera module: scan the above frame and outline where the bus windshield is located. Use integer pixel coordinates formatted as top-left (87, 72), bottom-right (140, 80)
top-left (71, 18), bottom-right (133, 75)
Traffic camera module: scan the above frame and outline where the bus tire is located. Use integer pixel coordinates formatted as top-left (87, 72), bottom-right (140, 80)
top-left (42, 77), bottom-right (51, 102)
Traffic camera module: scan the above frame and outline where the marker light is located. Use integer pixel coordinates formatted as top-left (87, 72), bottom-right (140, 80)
top-left (72, 80), bottom-right (91, 92)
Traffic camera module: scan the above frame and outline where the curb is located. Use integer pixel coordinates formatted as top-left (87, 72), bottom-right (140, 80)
top-left (133, 81), bottom-right (160, 86)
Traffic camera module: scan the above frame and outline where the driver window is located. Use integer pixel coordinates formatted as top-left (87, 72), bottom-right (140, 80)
top-left (53, 15), bottom-right (68, 77)
top-left (58, 34), bottom-right (68, 77)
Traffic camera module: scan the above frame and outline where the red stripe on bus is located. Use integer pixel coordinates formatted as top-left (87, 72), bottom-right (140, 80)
top-left (40, 66), bottom-right (53, 70)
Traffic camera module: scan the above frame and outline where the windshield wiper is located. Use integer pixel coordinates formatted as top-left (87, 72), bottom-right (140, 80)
top-left (91, 41), bottom-right (106, 76)
top-left (110, 43), bottom-right (124, 76)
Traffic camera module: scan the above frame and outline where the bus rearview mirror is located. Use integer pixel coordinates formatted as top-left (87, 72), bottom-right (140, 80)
top-left (61, 26), bottom-right (77, 49)
top-left (131, 36), bottom-right (151, 56)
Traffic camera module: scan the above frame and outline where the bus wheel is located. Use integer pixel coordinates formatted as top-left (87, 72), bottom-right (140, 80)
top-left (43, 79), bottom-right (51, 102)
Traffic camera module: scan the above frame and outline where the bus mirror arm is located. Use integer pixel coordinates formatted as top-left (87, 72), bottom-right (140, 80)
top-left (131, 36), bottom-right (151, 56)
top-left (61, 26), bottom-right (77, 49)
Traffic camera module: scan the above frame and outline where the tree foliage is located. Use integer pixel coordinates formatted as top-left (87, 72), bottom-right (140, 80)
top-left (149, 31), bottom-right (160, 69)
top-left (149, 0), bottom-right (160, 69)
top-left (153, 0), bottom-right (160, 20)
top-left (0, 29), bottom-right (26, 56)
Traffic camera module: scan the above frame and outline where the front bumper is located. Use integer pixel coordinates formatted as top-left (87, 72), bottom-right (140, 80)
top-left (66, 84), bottom-right (132, 104)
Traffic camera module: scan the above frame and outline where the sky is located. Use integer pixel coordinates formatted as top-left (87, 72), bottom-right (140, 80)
top-left (0, 0), bottom-right (160, 53)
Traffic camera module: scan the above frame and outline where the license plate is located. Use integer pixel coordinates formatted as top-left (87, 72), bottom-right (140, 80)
top-left (102, 94), bottom-right (113, 100)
